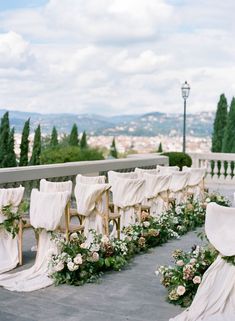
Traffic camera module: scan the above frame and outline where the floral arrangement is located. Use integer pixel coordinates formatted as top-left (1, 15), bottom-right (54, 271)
top-left (204, 192), bottom-right (231, 207)
top-left (156, 245), bottom-right (218, 307)
top-left (49, 192), bottom-right (229, 287)
top-left (0, 201), bottom-right (28, 238)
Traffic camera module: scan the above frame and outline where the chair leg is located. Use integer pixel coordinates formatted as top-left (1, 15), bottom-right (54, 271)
top-left (18, 219), bottom-right (23, 266)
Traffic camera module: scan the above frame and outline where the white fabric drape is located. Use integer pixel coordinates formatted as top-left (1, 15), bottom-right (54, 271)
top-left (168, 172), bottom-right (189, 204)
top-left (134, 168), bottom-right (158, 178)
top-left (170, 203), bottom-right (235, 321)
top-left (143, 173), bottom-right (171, 216)
top-left (0, 189), bottom-right (70, 292)
top-left (156, 165), bottom-right (180, 174)
top-left (0, 186), bottom-right (25, 274)
top-left (40, 179), bottom-right (72, 195)
top-left (76, 174), bottom-right (106, 184)
top-left (183, 167), bottom-right (206, 200)
top-left (108, 170), bottom-right (138, 186)
top-left (74, 183), bottom-right (110, 240)
top-left (111, 177), bottom-right (145, 235)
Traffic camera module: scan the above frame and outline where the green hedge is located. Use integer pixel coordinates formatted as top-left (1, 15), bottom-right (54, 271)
top-left (161, 152), bottom-right (192, 170)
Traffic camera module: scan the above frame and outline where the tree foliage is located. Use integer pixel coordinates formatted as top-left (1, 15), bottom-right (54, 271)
top-left (222, 97), bottom-right (235, 153)
top-left (110, 137), bottom-right (118, 158)
top-left (80, 131), bottom-right (88, 149)
top-left (19, 118), bottom-right (30, 166)
top-left (50, 126), bottom-right (59, 147)
top-left (212, 94), bottom-right (228, 152)
top-left (7, 128), bottom-right (17, 167)
top-left (30, 125), bottom-right (41, 165)
top-left (69, 124), bottom-right (79, 146)
top-left (157, 142), bottom-right (163, 153)
top-left (0, 112), bottom-right (10, 168)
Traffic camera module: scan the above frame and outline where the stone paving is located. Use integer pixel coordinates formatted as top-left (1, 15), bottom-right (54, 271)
top-left (0, 228), bottom-right (205, 321)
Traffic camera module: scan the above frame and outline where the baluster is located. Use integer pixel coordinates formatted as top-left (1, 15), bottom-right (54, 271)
top-left (206, 160), bottom-right (212, 179)
top-left (226, 161), bottom-right (232, 181)
top-left (213, 160), bottom-right (219, 181)
top-left (220, 160), bottom-right (226, 181)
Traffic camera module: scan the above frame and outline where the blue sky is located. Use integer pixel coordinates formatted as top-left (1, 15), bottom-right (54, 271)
top-left (0, 0), bottom-right (234, 115)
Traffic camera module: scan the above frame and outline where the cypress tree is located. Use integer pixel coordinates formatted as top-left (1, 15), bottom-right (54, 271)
top-left (0, 112), bottom-right (10, 167)
top-left (19, 118), bottom-right (30, 166)
top-left (50, 126), bottom-right (59, 147)
top-left (110, 137), bottom-right (118, 158)
top-left (80, 131), bottom-right (88, 149)
top-left (69, 124), bottom-right (79, 146)
top-left (7, 128), bottom-right (17, 167)
top-left (212, 94), bottom-right (228, 152)
top-left (222, 97), bottom-right (235, 153)
top-left (30, 125), bottom-right (41, 165)
top-left (157, 142), bottom-right (163, 153)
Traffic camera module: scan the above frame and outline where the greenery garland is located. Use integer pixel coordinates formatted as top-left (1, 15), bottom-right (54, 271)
top-left (0, 201), bottom-right (28, 238)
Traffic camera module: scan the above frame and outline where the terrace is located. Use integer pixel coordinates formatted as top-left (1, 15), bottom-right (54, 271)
top-left (0, 153), bottom-right (234, 321)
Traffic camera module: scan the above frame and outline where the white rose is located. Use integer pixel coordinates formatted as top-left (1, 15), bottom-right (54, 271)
top-left (143, 221), bottom-right (150, 228)
top-left (91, 252), bottom-right (99, 262)
top-left (70, 233), bottom-right (78, 241)
top-left (101, 235), bottom-right (109, 243)
top-left (176, 260), bottom-right (184, 267)
top-left (80, 243), bottom-right (88, 249)
top-left (190, 258), bottom-right (197, 264)
top-left (155, 270), bottom-right (159, 276)
top-left (193, 276), bottom-right (201, 284)
top-left (176, 285), bottom-right (186, 296)
top-left (74, 254), bottom-right (83, 265)
top-left (90, 244), bottom-right (100, 252)
top-left (55, 261), bottom-right (64, 272)
top-left (67, 262), bottom-right (79, 271)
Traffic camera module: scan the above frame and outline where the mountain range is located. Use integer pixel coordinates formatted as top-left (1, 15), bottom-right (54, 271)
top-left (0, 109), bottom-right (214, 137)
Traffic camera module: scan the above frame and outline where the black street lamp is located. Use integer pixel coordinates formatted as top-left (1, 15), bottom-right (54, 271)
top-left (181, 81), bottom-right (190, 153)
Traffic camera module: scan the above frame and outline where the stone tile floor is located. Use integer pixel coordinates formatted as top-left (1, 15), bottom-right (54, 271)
top-left (0, 188), bottom-right (233, 321)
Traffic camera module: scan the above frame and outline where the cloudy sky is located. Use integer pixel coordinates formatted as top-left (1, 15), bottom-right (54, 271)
top-left (0, 0), bottom-right (234, 116)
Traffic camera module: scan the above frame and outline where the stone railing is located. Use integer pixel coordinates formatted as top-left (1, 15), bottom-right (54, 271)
top-left (190, 152), bottom-right (235, 187)
top-left (0, 155), bottom-right (168, 197)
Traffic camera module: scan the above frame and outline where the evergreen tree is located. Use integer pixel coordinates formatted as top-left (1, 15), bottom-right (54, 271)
top-left (19, 118), bottom-right (30, 166)
top-left (222, 97), bottom-right (235, 153)
top-left (30, 125), bottom-right (41, 165)
top-left (110, 137), bottom-right (118, 158)
top-left (50, 126), bottom-right (58, 147)
top-left (80, 131), bottom-right (88, 149)
top-left (69, 124), bottom-right (79, 146)
top-left (157, 142), bottom-right (163, 153)
top-left (212, 94), bottom-right (228, 152)
top-left (7, 128), bottom-right (17, 167)
top-left (0, 112), bottom-right (10, 167)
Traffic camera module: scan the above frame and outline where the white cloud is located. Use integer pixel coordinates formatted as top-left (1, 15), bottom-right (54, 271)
top-left (0, 0), bottom-right (234, 116)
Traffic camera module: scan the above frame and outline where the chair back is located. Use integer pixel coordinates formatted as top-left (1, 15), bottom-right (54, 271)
top-left (40, 179), bottom-right (72, 195)
top-left (135, 167), bottom-right (158, 178)
top-left (169, 171), bottom-right (189, 193)
top-left (157, 165), bottom-right (180, 174)
top-left (76, 174), bottom-right (106, 184)
top-left (108, 170), bottom-right (138, 186)
top-left (143, 173), bottom-right (171, 199)
top-left (0, 186), bottom-right (25, 222)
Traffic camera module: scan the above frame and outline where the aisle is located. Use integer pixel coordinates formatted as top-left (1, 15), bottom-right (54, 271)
top-left (0, 229), bottom-right (204, 321)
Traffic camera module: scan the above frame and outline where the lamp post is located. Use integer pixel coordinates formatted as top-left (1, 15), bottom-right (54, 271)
top-left (181, 81), bottom-right (190, 153)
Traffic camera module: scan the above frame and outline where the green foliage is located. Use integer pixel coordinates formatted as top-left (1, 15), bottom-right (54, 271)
top-left (19, 118), bottom-right (30, 167)
top-left (0, 112), bottom-right (10, 168)
top-left (30, 125), bottom-right (41, 165)
top-left (212, 94), bottom-right (228, 152)
top-left (157, 142), bottom-right (163, 152)
top-left (7, 128), bottom-right (17, 167)
top-left (69, 124), bottom-right (79, 146)
top-left (222, 97), bottom-right (235, 153)
top-left (162, 152), bottom-right (192, 170)
top-left (110, 137), bottom-right (118, 158)
top-left (80, 131), bottom-right (88, 149)
top-left (50, 126), bottom-right (59, 147)
top-left (40, 146), bottom-right (104, 164)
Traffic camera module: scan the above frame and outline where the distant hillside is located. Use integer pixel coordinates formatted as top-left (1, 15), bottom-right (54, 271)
top-left (0, 109), bottom-right (214, 137)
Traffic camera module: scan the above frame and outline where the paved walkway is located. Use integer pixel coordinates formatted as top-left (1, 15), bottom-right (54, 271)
top-left (0, 228), bottom-right (205, 321)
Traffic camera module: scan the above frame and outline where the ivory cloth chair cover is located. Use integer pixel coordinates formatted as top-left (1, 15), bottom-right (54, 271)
top-left (74, 183), bottom-right (110, 241)
top-left (76, 174), bottom-right (106, 184)
top-left (156, 165), bottom-right (180, 174)
top-left (169, 172), bottom-right (189, 204)
top-left (134, 168), bottom-right (158, 178)
top-left (0, 186), bottom-right (24, 274)
top-left (170, 202), bottom-right (235, 321)
top-left (111, 177), bottom-right (145, 236)
top-left (108, 171), bottom-right (138, 186)
top-left (40, 179), bottom-right (72, 195)
top-left (183, 167), bottom-right (206, 200)
top-left (0, 189), bottom-right (70, 292)
top-left (143, 173), bottom-right (171, 216)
